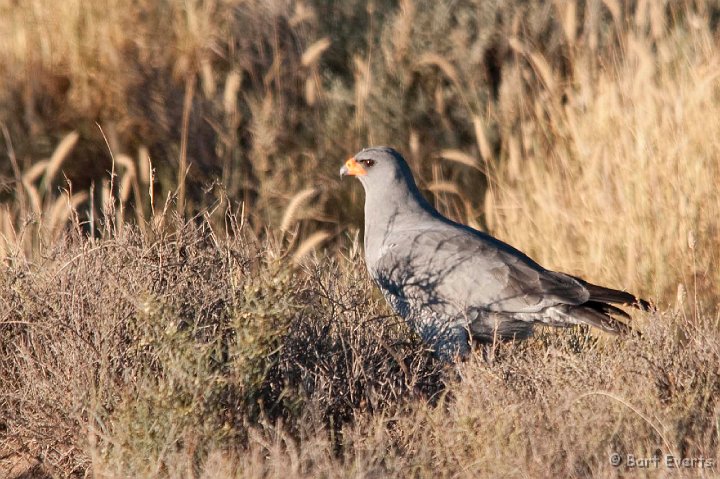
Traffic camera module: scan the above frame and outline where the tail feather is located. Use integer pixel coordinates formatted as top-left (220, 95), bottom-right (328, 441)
top-left (584, 300), bottom-right (631, 319)
top-left (569, 275), bottom-right (654, 311)
top-left (571, 303), bottom-right (632, 334)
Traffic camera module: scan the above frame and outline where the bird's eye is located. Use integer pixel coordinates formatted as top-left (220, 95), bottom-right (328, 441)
top-left (359, 159), bottom-right (375, 167)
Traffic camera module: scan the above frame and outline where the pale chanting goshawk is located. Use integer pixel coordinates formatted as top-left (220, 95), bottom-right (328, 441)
top-left (340, 146), bottom-right (651, 360)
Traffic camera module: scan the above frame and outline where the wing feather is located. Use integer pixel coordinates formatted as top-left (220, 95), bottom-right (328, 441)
top-left (371, 224), bottom-right (591, 315)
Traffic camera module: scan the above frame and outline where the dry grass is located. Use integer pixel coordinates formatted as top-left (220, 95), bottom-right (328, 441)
top-left (1, 213), bottom-right (718, 478)
top-left (1, 0), bottom-right (720, 477)
top-left (490, 22), bottom-right (720, 309)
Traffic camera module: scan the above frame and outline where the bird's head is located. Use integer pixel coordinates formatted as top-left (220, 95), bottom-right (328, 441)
top-left (339, 146), bottom-right (415, 193)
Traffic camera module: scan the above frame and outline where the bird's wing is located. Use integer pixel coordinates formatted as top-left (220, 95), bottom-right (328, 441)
top-left (371, 224), bottom-right (590, 314)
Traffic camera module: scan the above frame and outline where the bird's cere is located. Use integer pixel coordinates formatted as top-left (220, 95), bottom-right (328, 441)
top-left (339, 157), bottom-right (367, 177)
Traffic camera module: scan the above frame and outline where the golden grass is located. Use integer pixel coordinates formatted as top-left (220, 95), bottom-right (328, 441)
top-left (492, 26), bottom-right (720, 307)
top-left (292, 229), bottom-right (330, 264)
top-left (42, 131), bottom-right (79, 191)
top-left (281, 188), bottom-right (318, 233)
top-left (301, 37), bottom-right (332, 68)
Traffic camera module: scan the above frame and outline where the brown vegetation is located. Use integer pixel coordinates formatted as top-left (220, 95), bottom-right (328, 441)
top-left (1, 0), bottom-right (719, 477)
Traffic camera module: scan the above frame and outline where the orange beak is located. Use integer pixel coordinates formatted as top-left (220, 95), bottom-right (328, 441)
top-left (339, 157), bottom-right (367, 177)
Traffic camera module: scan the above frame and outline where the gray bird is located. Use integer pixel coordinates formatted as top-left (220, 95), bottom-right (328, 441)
top-left (340, 146), bottom-right (651, 360)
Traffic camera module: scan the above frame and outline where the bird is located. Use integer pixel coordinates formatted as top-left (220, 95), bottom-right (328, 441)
top-left (340, 146), bottom-right (651, 360)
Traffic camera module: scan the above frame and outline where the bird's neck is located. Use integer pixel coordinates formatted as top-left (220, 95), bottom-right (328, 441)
top-left (363, 182), bottom-right (438, 262)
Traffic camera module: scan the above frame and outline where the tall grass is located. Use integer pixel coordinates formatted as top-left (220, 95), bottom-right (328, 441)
top-left (2, 2), bottom-right (718, 295)
top-left (1, 0), bottom-right (720, 477)
top-left (491, 20), bottom-right (720, 309)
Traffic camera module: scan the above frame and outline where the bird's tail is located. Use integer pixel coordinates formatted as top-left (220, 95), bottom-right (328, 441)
top-left (566, 277), bottom-right (653, 335)
top-left (570, 301), bottom-right (633, 334)
top-left (570, 275), bottom-right (654, 311)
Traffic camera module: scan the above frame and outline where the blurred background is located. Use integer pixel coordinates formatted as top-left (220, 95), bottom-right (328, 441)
top-left (1, 0), bottom-right (719, 305)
